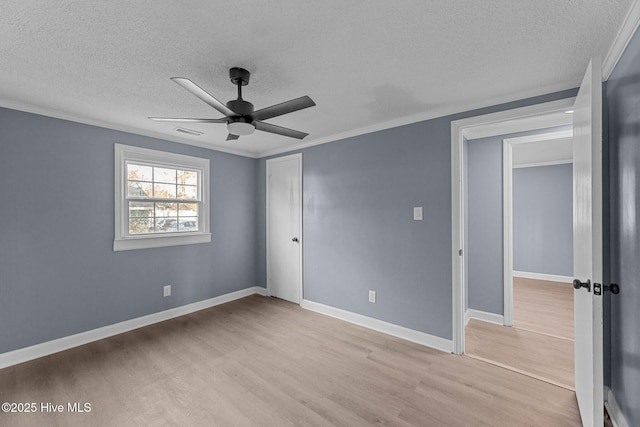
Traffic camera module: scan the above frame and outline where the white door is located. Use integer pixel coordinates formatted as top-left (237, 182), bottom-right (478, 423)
top-left (572, 57), bottom-right (603, 427)
top-left (267, 153), bottom-right (302, 304)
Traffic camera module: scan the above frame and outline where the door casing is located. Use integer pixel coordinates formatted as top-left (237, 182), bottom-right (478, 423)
top-left (450, 97), bottom-right (575, 355)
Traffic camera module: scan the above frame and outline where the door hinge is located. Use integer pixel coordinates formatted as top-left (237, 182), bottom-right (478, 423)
top-left (459, 249), bottom-right (463, 256)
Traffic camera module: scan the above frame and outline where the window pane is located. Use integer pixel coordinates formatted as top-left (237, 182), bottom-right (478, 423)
top-left (127, 164), bottom-right (153, 182)
top-left (156, 217), bottom-right (178, 232)
top-left (129, 218), bottom-right (154, 234)
top-left (177, 170), bottom-right (198, 186)
top-left (178, 218), bottom-right (198, 231)
top-left (129, 201), bottom-right (154, 218)
top-left (178, 203), bottom-right (198, 216)
top-left (128, 181), bottom-right (153, 198)
top-left (154, 183), bottom-right (176, 199)
top-left (154, 167), bottom-right (176, 184)
top-left (177, 185), bottom-right (198, 200)
top-left (155, 202), bottom-right (177, 217)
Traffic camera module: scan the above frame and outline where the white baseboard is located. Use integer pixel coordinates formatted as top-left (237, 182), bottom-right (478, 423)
top-left (0, 286), bottom-right (267, 369)
top-left (605, 386), bottom-right (630, 427)
top-left (513, 270), bottom-right (573, 283)
top-left (466, 309), bottom-right (504, 326)
top-left (464, 309), bottom-right (471, 326)
top-left (301, 299), bottom-right (453, 354)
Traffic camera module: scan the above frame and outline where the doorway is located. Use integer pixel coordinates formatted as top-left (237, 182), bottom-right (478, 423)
top-left (503, 130), bottom-right (574, 326)
top-left (450, 97), bottom-right (576, 355)
top-left (452, 58), bottom-right (604, 426)
top-left (464, 129), bottom-right (575, 389)
top-left (266, 153), bottom-right (303, 304)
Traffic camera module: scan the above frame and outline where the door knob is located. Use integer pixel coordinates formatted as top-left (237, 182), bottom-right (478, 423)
top-left (605, 283), bottom-right (620, 294)
top-left (292, 237), bottom-right (299, 243)
top-left (573, 279), bottom-right (591, 292)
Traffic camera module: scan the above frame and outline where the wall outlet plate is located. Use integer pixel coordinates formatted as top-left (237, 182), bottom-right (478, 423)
top-left (163, 285), bottom-right (171, 297)
top-left (368, 290), bottom-right (376, 303)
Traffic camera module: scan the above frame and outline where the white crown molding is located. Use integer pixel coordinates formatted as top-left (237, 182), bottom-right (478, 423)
top-left (0, 286), bottom-right (267, 369)
top-left (0, 99), bottom-right (258, 159)
top-left (257, 82), bottom-right (578, 158)
top-left (513, 270), bottom-right (573, 283)
top-left (603, 0), bottom-right (640, 80)
top-left (0, 81), bottom-right (576, 162)
top-left (301, 299), bottom-right (453, 353)
top-left (1, 77), bottom-right (577, 161)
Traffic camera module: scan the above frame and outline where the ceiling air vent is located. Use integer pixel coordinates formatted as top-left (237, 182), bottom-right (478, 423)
top-left (174, 127), bottom-right (203, 136)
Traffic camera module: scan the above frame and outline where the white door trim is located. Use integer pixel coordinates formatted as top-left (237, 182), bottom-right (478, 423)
top-left (450, 97), bottom-right (575, 355)
top-left (502, 130), bottom-right (573, 327)
top-left (266, 153), bottom-right (303, 303)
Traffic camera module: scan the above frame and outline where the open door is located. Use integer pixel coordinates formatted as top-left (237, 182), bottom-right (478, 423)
top-left (572, 57), bottom-right (603, 427)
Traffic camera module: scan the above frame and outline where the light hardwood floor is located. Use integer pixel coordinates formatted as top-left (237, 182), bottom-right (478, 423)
top-left (465, 278), bottom-right (574, 390)
top-left (513, 277), bottom-right (574, 340)
top-left (0, 295), bottom-right (580, 426)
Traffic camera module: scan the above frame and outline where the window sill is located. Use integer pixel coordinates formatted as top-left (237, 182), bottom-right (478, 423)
top-left (113, 233), bottom-right (211, 251)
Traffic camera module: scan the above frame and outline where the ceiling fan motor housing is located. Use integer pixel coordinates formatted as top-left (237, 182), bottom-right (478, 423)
top-left (226, 99), bottom-right (254, 115)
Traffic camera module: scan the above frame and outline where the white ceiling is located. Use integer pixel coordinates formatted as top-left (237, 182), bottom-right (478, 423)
top-left (0, 1), bottom-right (633, 157)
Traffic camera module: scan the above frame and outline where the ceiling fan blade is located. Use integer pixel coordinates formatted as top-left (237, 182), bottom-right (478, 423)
top-left (226, 134), bottom-right (240, 141)
top-left (251, 96), bottom-right (316, 121)
top-left (170, 77), bottom-right (235, 117)
top-left (254, 121), bottom-right (309, 140)
top-left (149, 117), bottom-right (227, 123)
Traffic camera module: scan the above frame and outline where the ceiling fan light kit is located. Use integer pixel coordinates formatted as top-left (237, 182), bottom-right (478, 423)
top-left (149, 67), bottom-right (315, 142)
top-left (227, 119), bottom-right (255, 136)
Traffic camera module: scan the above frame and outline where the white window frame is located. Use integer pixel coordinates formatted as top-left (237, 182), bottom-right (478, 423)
top-left (114, 143), bottom-right (211, 251)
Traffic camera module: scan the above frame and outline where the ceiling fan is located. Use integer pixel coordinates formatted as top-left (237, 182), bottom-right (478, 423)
top-left (150, 67), bottom-right (316, 141)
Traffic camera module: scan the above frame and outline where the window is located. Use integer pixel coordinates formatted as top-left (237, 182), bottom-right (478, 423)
top-left (114, 144), bottom-right (210, 251)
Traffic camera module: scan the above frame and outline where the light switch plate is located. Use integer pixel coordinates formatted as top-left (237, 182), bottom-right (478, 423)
top-left (413, 207), bottom-right (423, 221)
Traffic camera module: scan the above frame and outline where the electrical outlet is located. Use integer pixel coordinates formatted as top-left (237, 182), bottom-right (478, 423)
top-left (369, 290), bottom-right (376, 303)
top-left (163, 285), bottom-right (172, 297)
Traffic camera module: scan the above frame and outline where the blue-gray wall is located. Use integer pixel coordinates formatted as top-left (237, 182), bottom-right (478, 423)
top-left (465, 126), bottom-right (571, 315)
top-left (256, 89), bottom-right (578, 339)
top-left (606, 23), bottom-right (640, 426)
top-left (0, 107), bottom-right (258, 354)
top-left (513, 164), bottom-right (573, 276)
top-left (466, 134), bottom-right (504, 315)
top-left (0, 87), bottom-right (579, 355)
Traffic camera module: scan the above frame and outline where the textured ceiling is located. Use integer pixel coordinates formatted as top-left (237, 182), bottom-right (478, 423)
top-left (0, 1), bottom-right (633, 157)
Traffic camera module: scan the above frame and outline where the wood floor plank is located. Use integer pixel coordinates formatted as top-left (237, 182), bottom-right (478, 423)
top-left (465, 319), bottom-right (574, 389)
top-left (0, 295), bottom-right (580, 426)
top-left (465, 276), bottom-right (575, 392)
top-left (513, 277), bottom-right (574, 340)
